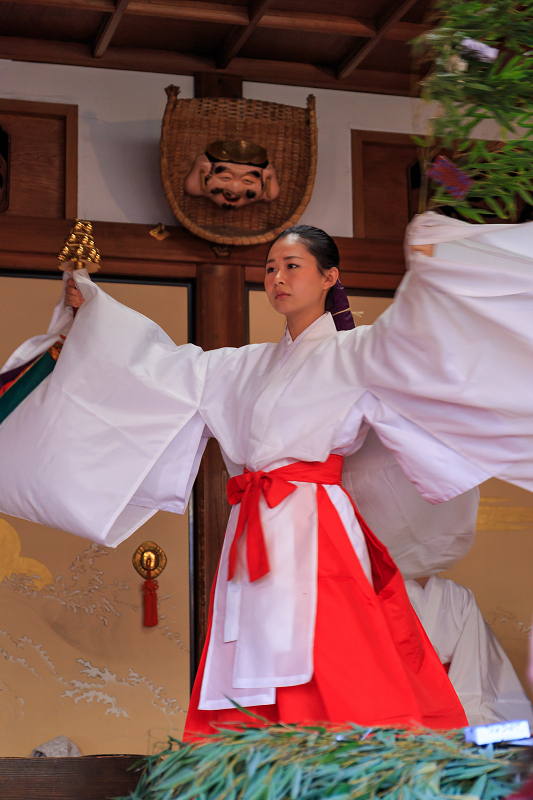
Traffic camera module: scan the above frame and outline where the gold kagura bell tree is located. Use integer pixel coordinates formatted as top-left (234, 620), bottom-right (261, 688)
top-left (57, 219), bottom-right (101, 272)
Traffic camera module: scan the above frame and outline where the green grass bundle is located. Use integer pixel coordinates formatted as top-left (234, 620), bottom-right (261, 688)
top-left (120, 723), bottom-right (524, 800)
top-left (413, 0), bottom-right (533, 222)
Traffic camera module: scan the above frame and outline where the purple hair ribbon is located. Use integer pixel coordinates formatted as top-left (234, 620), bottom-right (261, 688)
top-left (326, 279), bottom-right (355, 331)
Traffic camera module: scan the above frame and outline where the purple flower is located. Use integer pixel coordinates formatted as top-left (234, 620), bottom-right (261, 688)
top-left (426, 155), bottom-right (474, 200)
top-left (460, 37), bottom-right (499, 63)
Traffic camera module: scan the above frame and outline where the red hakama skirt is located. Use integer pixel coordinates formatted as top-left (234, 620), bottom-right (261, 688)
top-left (184, 458), bottom-right (467, 739)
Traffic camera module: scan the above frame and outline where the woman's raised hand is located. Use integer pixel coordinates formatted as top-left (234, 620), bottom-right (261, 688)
top-left (65, 277), bottom-right (85, 308)
top-left (410, 244), bottom-right (434, 257)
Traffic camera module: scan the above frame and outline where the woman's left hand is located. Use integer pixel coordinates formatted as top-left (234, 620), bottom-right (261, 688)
top-left (410, 244), bottom-right (434, 257)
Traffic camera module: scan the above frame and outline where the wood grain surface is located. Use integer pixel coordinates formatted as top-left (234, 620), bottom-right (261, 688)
top-left (0, 755), bottom-right (143, 799)
top-left (0, 215), bottom-right (406, 290)
top-left (0, 99), bottom-right (77, 219)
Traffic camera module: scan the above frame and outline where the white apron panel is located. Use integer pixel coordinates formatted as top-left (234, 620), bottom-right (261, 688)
top-left (232, 483), bottom-right (318, 689)
top-left (323, 484), bottom-right (372, 585)
top-left (199, 507), bottom-right (276, 711)
top-left (200, 482), bottom-right (319, 708)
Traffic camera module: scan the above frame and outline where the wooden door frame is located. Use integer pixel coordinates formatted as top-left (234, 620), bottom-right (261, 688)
top-left (351, 129), bottom-right (417, 240)
top-left (0, 98), bottom-right (78, 218)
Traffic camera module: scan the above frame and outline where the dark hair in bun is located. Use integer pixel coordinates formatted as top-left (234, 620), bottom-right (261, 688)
top-left (266, 225), bottom-right (339, 276)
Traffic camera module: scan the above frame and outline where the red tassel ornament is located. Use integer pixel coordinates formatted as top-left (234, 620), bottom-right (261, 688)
top-left (132, 541), bottom-right (167, 628)
top-left (142, 567), bottom-right (159, 627)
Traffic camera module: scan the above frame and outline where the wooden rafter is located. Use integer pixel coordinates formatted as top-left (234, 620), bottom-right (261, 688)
top-left (93, 0), bottom-right (130, 58)
top-left (217, 0), bottom-right (275, 70)
top-left (0, 0), bottom-right (425, 42)
top-left (336, 0), bottom-right (419, 80)
top-left (0, 35), bottom-right (416, 95)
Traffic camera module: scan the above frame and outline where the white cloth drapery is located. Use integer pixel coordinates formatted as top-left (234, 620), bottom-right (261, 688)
top-left (343, 428), bottom-right (479, 579)
top-left (406, 576), bottom-right (533, 726)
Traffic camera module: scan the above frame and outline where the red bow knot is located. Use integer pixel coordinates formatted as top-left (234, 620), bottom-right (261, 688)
top-left (226, 455), bottom-right (344, 584)
top-left (226, 470), bottom-right (297, 582)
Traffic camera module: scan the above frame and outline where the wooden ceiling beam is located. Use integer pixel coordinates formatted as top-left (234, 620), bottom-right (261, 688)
top-left (336, 0), bottom-right (420, 80)
top-left (0, 216), bottom-right (406, 281)
top-left (261, 11), bottom-right (375, 37)
top-left (0, 0), bottom-right (114, 9)
top-left (0, 35), bottom-right (416, 95)
top-left (129, 0), bottom-right (247, 25)
top-left (93, 0), bottom-right (130, 58)
top-left (217, 0), bottom-right (275, 70)
top-left (0, 0), bottom-right (425, 41)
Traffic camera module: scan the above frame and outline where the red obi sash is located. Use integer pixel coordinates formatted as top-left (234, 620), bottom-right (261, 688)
top-left (226, 454), bottom-right (344, 582)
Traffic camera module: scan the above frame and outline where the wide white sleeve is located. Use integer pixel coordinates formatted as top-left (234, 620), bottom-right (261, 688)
top-left (358, 212), bottom-right (533, 497)
top-left (0, 272), bottom-right (209, 547)
top-left (343, 428), bottom-right (479, 579)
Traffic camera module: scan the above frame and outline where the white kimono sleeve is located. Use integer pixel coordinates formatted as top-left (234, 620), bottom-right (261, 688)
top-left (0, 272), bottom-right (208, 546)
top-left (358, 212), bottom-right (533, 498)
top-left (343, 428), bottom-right (479, 579)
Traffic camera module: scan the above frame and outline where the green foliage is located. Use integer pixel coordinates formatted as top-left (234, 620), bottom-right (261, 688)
top-left (118, 723), bottom-right (524, 800)
top-left (412, 0), bottom-right (533, 220)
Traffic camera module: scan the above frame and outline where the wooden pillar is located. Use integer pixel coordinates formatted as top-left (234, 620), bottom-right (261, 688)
top-left (194, 73), bottom-right (243, 99)
top-left (192, 261), bottom-right (246, 673)
top-left (196, 262), bottom-right (246, 350)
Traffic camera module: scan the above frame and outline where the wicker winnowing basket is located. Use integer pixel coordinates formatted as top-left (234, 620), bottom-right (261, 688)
top-left (160, 86), bottom-right (318, 246)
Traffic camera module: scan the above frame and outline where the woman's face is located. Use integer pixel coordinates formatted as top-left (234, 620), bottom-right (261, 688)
top-left (264, 235), bottom-right (337, 319)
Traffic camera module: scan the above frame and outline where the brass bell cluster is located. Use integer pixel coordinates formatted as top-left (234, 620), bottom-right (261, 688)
top-left (58, 219), bottom-right (101, 273)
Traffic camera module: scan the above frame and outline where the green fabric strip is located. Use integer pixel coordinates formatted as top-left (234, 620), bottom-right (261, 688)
top-left (0, 351), bottom-right (57, 426)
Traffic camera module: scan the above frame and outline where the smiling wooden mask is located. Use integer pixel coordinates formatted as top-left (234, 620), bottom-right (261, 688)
top-left (184, 139), bottom-right (280, 210)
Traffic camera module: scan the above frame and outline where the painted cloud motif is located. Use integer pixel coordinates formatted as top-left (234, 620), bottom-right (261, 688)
top-left (0, 518), bottom-right (53, 589)
top-left (0, 511), bottom-right (190, 756)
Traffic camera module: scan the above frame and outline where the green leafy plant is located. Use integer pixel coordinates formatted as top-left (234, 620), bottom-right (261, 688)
top-left (118, 723), bottom-right (523, 800)
top-left (413, 0), bottom-right (533, 222)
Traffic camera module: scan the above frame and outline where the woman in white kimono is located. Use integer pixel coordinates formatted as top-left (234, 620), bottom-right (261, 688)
top-left (60, 224), bottom-right (465, 735)
top-left (2, 214), bottom-right (533, 737)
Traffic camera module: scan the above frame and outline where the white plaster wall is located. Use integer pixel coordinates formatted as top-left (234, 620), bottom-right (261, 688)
top-left (1, 60), bottom-right (194, 226)
top-left (245, 83), bottom-right (431, 236)
top-left (0, 59), bottom-right (435, 236)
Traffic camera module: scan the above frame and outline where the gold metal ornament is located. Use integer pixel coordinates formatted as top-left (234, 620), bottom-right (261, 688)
top-left (132, 541), bottom-right (167, 579)
top-left (149, 222), bottom-right (171, 241)
top-left (205, 139), bottom-right (268, 167)
top-left (57, 219), bottom-right (101, 272)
